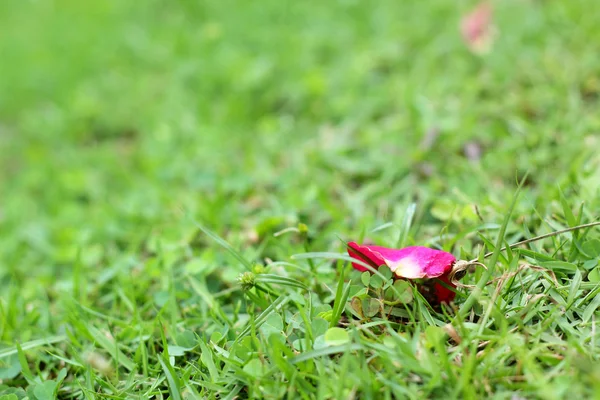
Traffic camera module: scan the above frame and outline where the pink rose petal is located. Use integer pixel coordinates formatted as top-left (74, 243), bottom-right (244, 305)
top-left (347, 242), bottom-right (457, 303)
top-left (460, 1), bottom-right (494, 54)
top-left (347, 243), bottom-right (455, 278)
top-left (347, 242), bottom-right (386, 271)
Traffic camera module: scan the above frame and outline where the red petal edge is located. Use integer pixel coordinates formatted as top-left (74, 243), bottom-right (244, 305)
top-left (432, 274), bottom-right (456, 304)
top-left (347, 242), bottom-right (385, 272)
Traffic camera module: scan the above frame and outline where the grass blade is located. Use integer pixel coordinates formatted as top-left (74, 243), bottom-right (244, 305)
top-left (460, 175), bottom-right (526, 315)
top-left (566, 269), bottom-right (582, 308)
top-left (330, 270), bottom-right (351, 328)
top-left (396, 202), bottom-right (416, 248)
top-left (292, 252), bottom-right (383, 280)
top-left (87, 326), bottom-right (135, 371)
top-left (291, 344), bottom-right (362, 364)
top-left (235, 294), bottom-right (290, 342)
top-left (16, 342), bottom-right (35, 383)
top-left (0, 335), bottom-right (67, 359)
top-left (192, 218), bottom-right (253, 270)
top-left (158, 355), bottom-right (182, 400)
top-left (583, 286), bottom-right (600, 322)
top-left (254, 274), bottom-right (308, 290)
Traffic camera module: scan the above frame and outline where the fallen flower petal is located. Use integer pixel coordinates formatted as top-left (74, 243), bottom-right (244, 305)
top-left (460, 1), bottom-right (495, 54)
top-left (348, 242), bottom-right (455, 278)
top-left (347, 242), bottom-right (386, 272)
top-left (347, 242), bottom-right (457, 303)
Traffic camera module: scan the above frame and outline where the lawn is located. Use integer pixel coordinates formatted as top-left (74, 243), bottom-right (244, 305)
top-left (1, 0), bottom-right (600, 398)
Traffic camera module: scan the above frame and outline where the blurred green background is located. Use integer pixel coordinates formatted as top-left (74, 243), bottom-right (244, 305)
top-left (2, 0), bottom-right (600, 316)
top-left (1, 0), bottom-right (600, 395)
top-left (2, 0), bottom-right (600, 302)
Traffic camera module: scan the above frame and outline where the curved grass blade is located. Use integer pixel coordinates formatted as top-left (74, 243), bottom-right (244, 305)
top-left (292, 252), bottom-right (377, 276)
top-left (88, 326), bottom-right (135, 371)
top-left (290, 343), bottom-right (362, 364)
top-left (396, 202), bottom-right (416, 248)
top-left (254, 274), bottom-right (308, 290)
top-left (330, 269), bottom-right (351, 328)
top-left (459, 175), bottom-right (526, 315)
top-left (0, 335), bottom-right (67, 359)
top-left (192, 218), bottom-right (253, 270)
top-left (265, 261), bottom-right (310, 271)
top-left (371, 222), bottom-right (394, 233)
top-left (158, 354), bottom-right (182, 400)
top-left (234, 294), bottom-right (290, 343)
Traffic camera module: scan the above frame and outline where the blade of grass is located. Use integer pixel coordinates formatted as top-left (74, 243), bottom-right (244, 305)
top-left (396, 202), bottom-right (416, 248)
top-left (254, 274), bottom-right (308, 291)
top-left (16, 342), bottom-right (35, 384)
top-left (0, 335), bottom-right (67, 359)
top-left (475, 220), bottom-right (600, 261)
top-left (187, 275), bottom-right (232, 325)
top-left (199, 340), bottom-right (220, 383)
top-left (222, 384), bottom-right (243, 400)
top-left (192, 217), bottom-right (253, 270)
top-left (330, 268), bottom-right (351, 328)
top-left (234, 294), bottom-right (290, 343)
top-left (460, 175), bottom-right (527, 315)
top-left (583, 285), bottom-right (600, 322)
top-left (158, 355), bottom-right (182, 400)
top-left (292, 252), bottom-right (382, 281)
top-left (566, 269), bottom-right (583, 309)
top-left (371, 222), bottom-right (394, 233)
top-left (87, 326), bottom-right (135, 371)
top-left (290, 344), bottom-right (363, 364)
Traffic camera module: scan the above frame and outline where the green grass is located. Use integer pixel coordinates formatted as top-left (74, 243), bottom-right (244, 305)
top-left (1, 0), bottom-right (600, 398)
